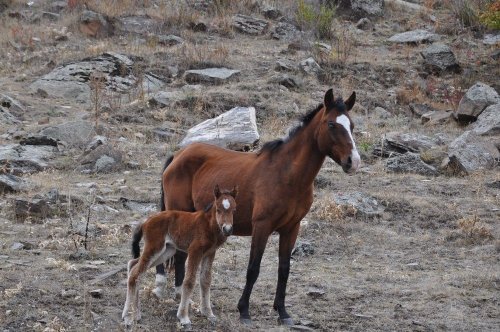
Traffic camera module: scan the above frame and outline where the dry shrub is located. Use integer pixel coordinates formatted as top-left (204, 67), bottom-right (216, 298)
top-left (445, 0), bottom-right (494, 29)
top-left (176, 43), bottom-right (229, 70)
top-left (454, 215), bottom-right (493, 243)
top-left (312, 196), bottom-right (356, 223)
top-left (396, 84), bottom-right (427, 105)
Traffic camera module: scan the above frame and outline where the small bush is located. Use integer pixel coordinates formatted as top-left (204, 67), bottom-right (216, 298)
top-left (456, 215), bottom-right (493, 243)
top-left (296, 0), bottom-right (335, 39)
top-left (479, 2), bottom-right (500, 29)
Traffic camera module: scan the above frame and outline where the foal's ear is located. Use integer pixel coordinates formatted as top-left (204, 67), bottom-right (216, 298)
top-left (324, 88), bottom-right (335, 111)
top-left (214, 184), bottom-right (221, 198)
top-left (345, 91), bottom-right (356, 111)
top-left (230, 185), bottom-right (238, 198)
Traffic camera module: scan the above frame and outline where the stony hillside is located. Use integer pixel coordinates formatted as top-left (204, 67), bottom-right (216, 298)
top-left (0, 0), bottom-right (498, 331)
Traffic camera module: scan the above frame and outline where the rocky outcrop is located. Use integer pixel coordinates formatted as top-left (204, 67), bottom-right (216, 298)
top-left (180, 106), bottom-right (260, 150)
top-left (232, 14), bottom-right (269, 35)
top-left (385, 152), bottom-right (439, 176)
top-left (388, 29), bottom-right (439, 44)
top-left (0, 144), bottom-right (55, 174)
top-left (333, 192), bottom-right (384, 218)
top-left (420, 43), bottom-right (460, 73)
top-left (454, 82), bottom-right (499, 123)
top-left (472, 103), bottom-right (500, 136)
top-left (38, 120), bottom-right (95, 148)
top-left (184, 68), bottom-right (240, 84)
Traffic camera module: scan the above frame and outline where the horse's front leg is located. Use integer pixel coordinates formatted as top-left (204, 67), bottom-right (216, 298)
top-left (237, 225), bottom-right (270, 325)
top-left (174, 250), bottom-right (188, 299)
top-left (274, 223), bottom-right (300, 326)
top-left (200, 252), bottom-right (216, 323)
top-left (177, 247), bottom-right (202, 327)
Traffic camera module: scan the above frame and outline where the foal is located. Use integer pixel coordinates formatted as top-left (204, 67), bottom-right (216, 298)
top-left (122, 185), bottom-right (237, 326)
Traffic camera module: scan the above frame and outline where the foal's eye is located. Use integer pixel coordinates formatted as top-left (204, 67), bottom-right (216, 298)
top-left (328, 121), bottom-right (335, 129)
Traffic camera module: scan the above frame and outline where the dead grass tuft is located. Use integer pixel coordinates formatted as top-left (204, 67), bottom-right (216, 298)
top-left (456, 214), bottom-right (493, 243)
top-left (312, 195), bottom-right (356, 223)
top-left (176, 42), bottom-right (230, 70)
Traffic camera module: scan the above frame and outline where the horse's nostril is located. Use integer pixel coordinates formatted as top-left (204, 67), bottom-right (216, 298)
top-left (346, 156), bottom-right (352, 168)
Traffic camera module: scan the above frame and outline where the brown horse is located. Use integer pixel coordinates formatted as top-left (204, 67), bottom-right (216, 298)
top-left (122, 185), bottom-right (237, 327)
top-left (156, 88), bottom-right (360, 325)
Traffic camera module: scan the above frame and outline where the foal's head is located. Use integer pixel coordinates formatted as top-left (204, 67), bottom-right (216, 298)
top-left (316, 89), bottom-right (361, 174)
top-left (213, 185), bottom-right (238, 236)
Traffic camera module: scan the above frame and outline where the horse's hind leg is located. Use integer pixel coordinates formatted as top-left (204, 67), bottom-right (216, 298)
top-left (273, 223), bottom-right (300, 326)
top-left (174, 250), bottom-right (188, 299)
top-left (177, 247), bottom-right (202, 326)
top-left (200, 252), bottom-right (216, 323)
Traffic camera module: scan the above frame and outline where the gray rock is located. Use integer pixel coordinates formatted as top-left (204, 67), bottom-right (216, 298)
top-left (292, 240), bottom-right (315, 257)
top-left (85, 135), bottom-right (107, 152)
top-left (0, 174), bottom-right (26, 193)
top-left (275, 59), bottom-right (296, 72)
top-left (420, 43), bottom-right (460, 73)
top-left (409, 103), bottom-right (435, 117)
top-left (116, 15), bottom-right (162, 35)
top-left (0, 144), bottom-right (55, 174)
top-left (39, 120), bottom-right (95, 148)
top-left (446, 131), bottom-right (499, 174)
top-left (1, 94), bottom-right (25, 116)
top-left (372, 106), bottom-right (391, 119)
top-left (14, 198), bottom-right (50, 222)
top-left (184, 68), bottom-right (240, 84)
top-left (472, 104), bottom-right (500, 136)
top-left (89, 289), bottom-right (103, 298)
top-left (10, 242), bottom-right (25, 250)
top-left (385, 152), bottom-right (438, 176)
top-left (157, 34), bottom-right (184, 46)
top-left (307, 286), bottom-right (325, 298)
top-left (355, 17), bottom-right (373, 30)
top-left (483, 34), bottom-right (500, 45)
top-left (94, 155), bottom-right (116, 173)
top-left (271, 22), bottom-right (300, 41)
top-left (79, 10), bottom-right (114, 38)
top-left (338, 0), bottom-right (384, 17)
top-left (333, 192), bottom-right (384, 217)
top-left (0, 106), bottom-right (20, 125)
top-left (29, 53), bottom-right (164, 105)
top-left (148, 91), bottom-right (181, 107)
top-left (388, 29), bottom-right (439, 44)
top-left (270, 74), bottom-right (302, 89)
top-left (299, 57), bottom-right (321, 75)
top-left (120, 197), bottom-right (157, 214)
top-left (20, 134), bottom-right (59, 147)
top-left (384, 132), bottom-right (442, 153)
top-left (180, 106), bottom-right (260, 150)
top-left (232, 14), bottom-right (269, 35)
top-left (455, 82), bottom-right (500, 122)
top-left (262, 6), bottom-right (281, 19)
top-left (421, 110), bottom-right (453, 125)
top-left (79, 145), bottom-right (122, 173)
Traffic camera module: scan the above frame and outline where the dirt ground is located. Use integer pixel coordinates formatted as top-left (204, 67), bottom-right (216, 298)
top-left (0, 1), bottom-right (499, 331)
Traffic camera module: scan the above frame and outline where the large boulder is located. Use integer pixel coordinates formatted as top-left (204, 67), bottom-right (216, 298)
top-left (184, 68), bottom-right (240, 84)
top-left (0, 174), bottom-right (27, 194)
top-left (454, 82), bottom-right (499, 123)
top-left (472, 103), bottom-right (500, 136)
top-left (446, 131), bottom-right (499, 174)
top-left (384, 132), bottom-right (443, 153)
top-left (336, 0), bottom-right (384, 17)
top-left (388, 29), bottom-right (440, 44)
top-left (79, 10), bottom-right (114, 38)
top-left (385, 152), bottom-right (438, 176)
top-left (180, 106), bottom-right (260, 150)
top-left (232, 14), bottom-right (269, 35)
top-left (0, 144), bottom-right (55, 174)
top-left (38, 120), bottom-right (95, 148)
top-left (420, 43), bottom-right (460, 73)
top-left (29, 53), bottom-right (164, 105)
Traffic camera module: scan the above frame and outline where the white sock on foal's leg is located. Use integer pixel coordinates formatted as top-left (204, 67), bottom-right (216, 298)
top-left (152, 274), bottom-right (167, 298)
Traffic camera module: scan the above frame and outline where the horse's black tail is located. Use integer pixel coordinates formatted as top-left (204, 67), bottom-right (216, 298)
top-left (131, 223), bottom-right (143, 259)
top-left (160, 155), bottom-right (174, 212)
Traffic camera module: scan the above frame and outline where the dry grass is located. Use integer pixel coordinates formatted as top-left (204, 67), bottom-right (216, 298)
top-left (176, 42), bottom-right (230, 70)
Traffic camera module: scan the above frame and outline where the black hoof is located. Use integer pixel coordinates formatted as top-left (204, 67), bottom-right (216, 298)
top-left (278, 317), bottom-right (294, 326)
top-left (240, 317), bottom-right (253, 326)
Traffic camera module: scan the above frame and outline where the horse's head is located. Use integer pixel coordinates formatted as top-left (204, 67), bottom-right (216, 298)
top-left (213, 184), bottom-right (238, 236)
top-left (316, 89), bottom-right (361, 174)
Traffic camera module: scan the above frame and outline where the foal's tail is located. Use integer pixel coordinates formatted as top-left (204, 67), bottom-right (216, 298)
top-left (160, 155), bottom-right (174, 212)
top-left (131, 223), bottom-right (143, 259)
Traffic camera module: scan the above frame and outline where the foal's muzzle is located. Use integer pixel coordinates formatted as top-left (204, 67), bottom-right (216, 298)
top-left (222, 225), bottom-right (233, 236)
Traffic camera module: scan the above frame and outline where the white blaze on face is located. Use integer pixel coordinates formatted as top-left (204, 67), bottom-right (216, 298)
top-left (222, 199), bottom-right (230, 210)
top-left (336, 114), bottom-right (361, 171)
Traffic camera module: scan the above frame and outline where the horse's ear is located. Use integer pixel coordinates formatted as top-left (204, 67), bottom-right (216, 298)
top-left (230, 185), bottom-right (238, 198)
top-left (345, 91), bottom-right (356, 111)
top-left (214, 184), bottom-right (221, 198)
top-left (324, 88), bottom-right (334, 112)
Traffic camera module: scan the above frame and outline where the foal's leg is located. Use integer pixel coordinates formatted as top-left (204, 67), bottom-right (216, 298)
top-left (174, 250), bottom-right (188, 299)
top-left (177, 247), bottom-right (203, 326)
top-left (199, 252), bottom-right (216, 323)
top-left (237, 227), bottom-right (270, 324)
top-left (123, 258), bottom-right (145, 325)
top-left (153, 263), bottom-right (167, 298)
top-left (274, 223), bottom-right (300, 326)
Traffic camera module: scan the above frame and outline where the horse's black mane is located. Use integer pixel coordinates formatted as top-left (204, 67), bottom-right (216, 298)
top-left (258, 98), bottom-right (346, 155)
top-left (203, 202), bottom-right (214, 213)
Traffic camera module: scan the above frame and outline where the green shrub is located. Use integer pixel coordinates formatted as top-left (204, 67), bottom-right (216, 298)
top-left (480, 2), bottom-right (500, 29)
top-left (296, 0), bottom-right (335, 39)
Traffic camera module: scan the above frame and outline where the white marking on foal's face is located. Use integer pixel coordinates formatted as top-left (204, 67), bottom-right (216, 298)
top-left (336, 114), bottom-right (361, 171)
top-left (222, 199), bottom-right (230, 210)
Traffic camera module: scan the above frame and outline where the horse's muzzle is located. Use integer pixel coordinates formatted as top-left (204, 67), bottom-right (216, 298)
top-left (222, 225), bottom-right (233, 236)
top-left (342, 153), bottom-right (361, 174)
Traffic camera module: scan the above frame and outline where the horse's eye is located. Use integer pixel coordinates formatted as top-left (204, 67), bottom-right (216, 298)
top-left (328, 121), bottom-right (335, 129)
